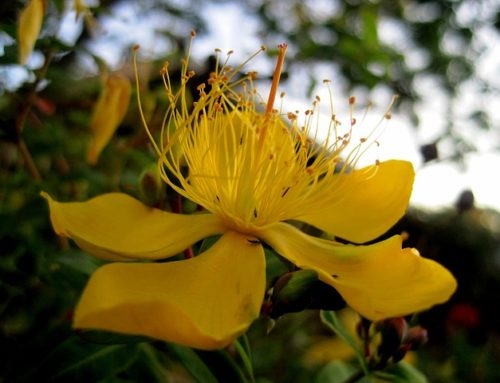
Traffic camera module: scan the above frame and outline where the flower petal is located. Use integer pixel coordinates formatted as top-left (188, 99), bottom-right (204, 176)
top-left (74, 231), bottom-right (266, 349)
top-left (258, 222), bottom-right (457, 321)
top-left (297, 160), bottom-right (414, 243)
top-left (41, 192), bottom-right (225, 260)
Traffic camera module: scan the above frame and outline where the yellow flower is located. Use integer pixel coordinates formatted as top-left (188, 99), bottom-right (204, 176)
top-left (86, 73), bottom-right (132, 165)
top-left (42, 42), bottom-right (456, 350)
top-left (17, 0), bottom-right (45, 65)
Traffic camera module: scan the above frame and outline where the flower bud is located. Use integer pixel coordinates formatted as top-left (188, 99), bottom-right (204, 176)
top-left (17, 0), bottom-right (45, 65)
top-left (404, 325), bottom-right (428, 350)
top-left (377, 317), bottom-right (408, 358)
top-left (139, 164), bottom-right (164, 207)
top-left (86, 74), bottom-right (132, 165)
top-left (270, 269), bottom-right (345, 318)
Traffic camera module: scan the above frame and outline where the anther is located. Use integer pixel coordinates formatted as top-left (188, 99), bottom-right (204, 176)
top-left (247, 71), bottom-right (258, 80)
top-left (132, 44), bottom-right (140, 51)
top-left (349, 96), bottom-right (356, 105)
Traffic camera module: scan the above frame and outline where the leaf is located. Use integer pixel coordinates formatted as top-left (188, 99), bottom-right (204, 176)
top-left (196, 349), bottom-right (249, 383)
top-left (77, 329), bottom-right (152, 345)
top-left (361, 5), bottom-right (379, 49)
top-left (197, 235), bottom-right (222, 254)
top-left (165, 343), bottom-right (219, 383)
top-left (320, 310), bottom-right (369, 375)
top-left (315, 360), bottom-right (358, 383)
top-left (374, 361), bottom-right (428, 383)
top-left (235, 335), bottom-right (255, 382)
top-left (27, 336), bottom-right (139, 383)
top-left (126, 344), bottom-right (170, 383)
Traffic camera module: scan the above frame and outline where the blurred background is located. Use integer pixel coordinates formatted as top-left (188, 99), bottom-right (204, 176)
top-left (1, 0), bottom-right (500, 382)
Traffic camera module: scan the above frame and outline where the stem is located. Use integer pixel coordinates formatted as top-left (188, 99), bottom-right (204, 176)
top-left (17, 139), bottom-right (41, 181)
top-left (15, 50), bottom-right (54, 180)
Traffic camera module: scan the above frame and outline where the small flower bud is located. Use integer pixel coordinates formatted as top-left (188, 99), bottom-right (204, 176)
top-left (17, 0), bottom-right (44, 65)
top-left (270, 269), bottom-right (345, 318)
top-left (403, 325), bottom-right (428, 350)
top-left (139, 164), bottom-right (164, 207)
top-left (377, 317), bottom-right (408, 358)
top-left (86, 74), bottom-right (132, 165)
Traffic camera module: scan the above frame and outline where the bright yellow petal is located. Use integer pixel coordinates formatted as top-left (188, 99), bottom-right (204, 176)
top-left (258, 222), bottom-right (457, 321)
top-left (74, 231), bottom-right (266, 349)
top-left (41, 192), bottom-right (225, 260)
top-left (87, 74), bottom-right (132, 165)
top-left (17, 0), bottom-right (44, 65)
top-left (297, 160), bottom-right (414, 243)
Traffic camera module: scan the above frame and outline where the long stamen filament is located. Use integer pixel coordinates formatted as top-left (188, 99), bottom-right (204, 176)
top-left (265, 44), bottom-right (288, 116)
top-left (258, 43), bottom-right (287, 149)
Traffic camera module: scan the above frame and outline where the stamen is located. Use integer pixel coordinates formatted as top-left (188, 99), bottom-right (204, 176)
top-left (258, 43), bottom-right (288, 151)
top-left (132, 45), bottom-right (161, 157)
top-left (265, 44), bottom-right (288, 116)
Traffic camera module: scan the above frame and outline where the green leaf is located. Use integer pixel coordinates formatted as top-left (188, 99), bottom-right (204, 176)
top-left (235, 335), bottom-right (255, 382)
top-left (374, 361), bottom-right (428, 383)
top-left (197, 235), bottom-right (222, 254)
top-left (77, 329), bottom-right (152, 345)
top-left (320, 310), bottom-right (369, 376)
top-left (196, 349), bottom-right (249, 383)
top-left (127, 344), bottom-right (170, 383)
top-left (315, 360), bottom-right (358, 383)
top-left (361, 5), bottom-right (379, 48)
top-left (165, 343), bottom-right (219, 383)
top-left (28, 336), bottom-right (139, 383)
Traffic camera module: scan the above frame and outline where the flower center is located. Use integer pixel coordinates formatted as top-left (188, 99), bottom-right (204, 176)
top-left (133, 35), bottom-right (394, 234)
